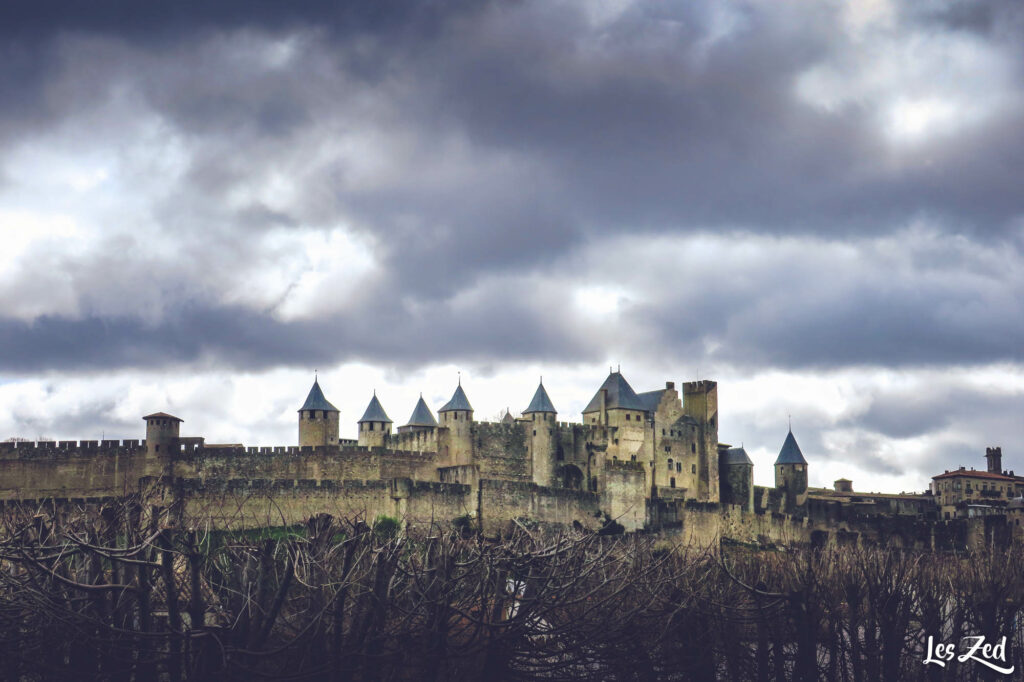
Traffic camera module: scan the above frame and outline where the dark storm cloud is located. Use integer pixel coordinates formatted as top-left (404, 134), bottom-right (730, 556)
top-left (130, 0), bottom-right (1023, 299)
top-left (0, 290), bottom-right (599, 373)
top-left (624, 230), bottom-right (1024, 371)
top-left (1, 0), bottom-right (1023, 374)
top-left (0, 1), bottom-right (477, 40)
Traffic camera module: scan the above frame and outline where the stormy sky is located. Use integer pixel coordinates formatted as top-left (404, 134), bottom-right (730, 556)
top-left (1, 0), bottom-right (1022, 491)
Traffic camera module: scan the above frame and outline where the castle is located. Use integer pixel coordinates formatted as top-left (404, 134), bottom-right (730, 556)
top-left (0, 370), bottom-right (1018, 549)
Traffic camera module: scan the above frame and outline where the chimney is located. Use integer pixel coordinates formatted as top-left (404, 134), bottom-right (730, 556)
top-left (666, 381), bottom-right (675, 390)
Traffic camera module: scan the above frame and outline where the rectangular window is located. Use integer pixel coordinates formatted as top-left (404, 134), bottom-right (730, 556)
top-left (691, 464), bottom-right (696, 474)
top-left (670, 477), bottom-right (676, 488)
top-left (631, 455), bottom-right (636, 462)
top-left (626, 414), bottom-right (630, 421)
top-left (691, 443), bottom-right (696, 453)
top-left (676, 462), bottom-right (681, 472)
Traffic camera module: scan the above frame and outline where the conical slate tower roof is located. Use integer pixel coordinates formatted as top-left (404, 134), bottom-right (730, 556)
top-left (583, 371), bottom-right (646, 413)
top-left (724, 447), bottom-right (753, 466)
top-left (405, 395), bottom-right (438, 427)
top-left (775, 430), bottom-right (807, 465)
top-left (501, 409), bottom-right (515, 424)
top-left (358, 393), bottom-right (392, 424)
top-left (523, 381), bottom-right (557, 414)
top-left (439, 383), bottom-right (473, 412)
top-left (298, 379), bottom-right (338, 412)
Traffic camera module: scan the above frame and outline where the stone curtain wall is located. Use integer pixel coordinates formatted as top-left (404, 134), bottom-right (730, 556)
top-left (0, 440), bottom-right (152, 499)
top-left (472, 423), bottom-right (530, 481)
top-left (178, 477), bottom-right (473, 531)
top-left (603, 461), bottom-right (647, 531)
top-left (172, 445), bottom-right (438, 484)
top-left (477, 479), bottom-right (601, 534)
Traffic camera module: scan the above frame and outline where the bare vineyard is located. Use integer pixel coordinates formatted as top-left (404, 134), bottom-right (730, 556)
top-left (0, 494), bottom-right (1021, 681)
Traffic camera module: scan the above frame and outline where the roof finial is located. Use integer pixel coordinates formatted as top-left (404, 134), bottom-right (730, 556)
top-left (540, 375), bottom-right (543, 385)
top-left (458, 370), bottom-right (461, 386)
top-left (788, 414), bottom-right (792, 432)
top-left (609, 365), bottom-right (613, 374)
top-left (617, 363), bottom-right (620, 373)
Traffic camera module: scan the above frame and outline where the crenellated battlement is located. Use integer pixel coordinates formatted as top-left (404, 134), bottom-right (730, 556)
top-left (0, 439), bottom-right (146, 459)
top-left (387, 428), bottom-right (441, 453)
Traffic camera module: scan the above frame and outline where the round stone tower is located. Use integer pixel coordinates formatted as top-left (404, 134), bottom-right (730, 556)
top-left (143, 412), bottom-right (182, 458)
top-left (438, 380), bottom-right (473, 466)
top-left (523, 378), bottom-right (557, 487)
top-left (774, 428), bottom-right (808, 511)
top-left (298, 378), bottom-right (340, 447)
top-left (357, 392), bottom-right (393, 448)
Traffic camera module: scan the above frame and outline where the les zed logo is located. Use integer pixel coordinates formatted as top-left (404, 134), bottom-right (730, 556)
top-left (924, 635), bottom-right (1015, 675)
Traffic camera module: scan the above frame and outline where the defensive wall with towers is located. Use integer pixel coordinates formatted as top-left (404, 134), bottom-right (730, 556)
top-left (0, 370), bottom-right (1015, 549)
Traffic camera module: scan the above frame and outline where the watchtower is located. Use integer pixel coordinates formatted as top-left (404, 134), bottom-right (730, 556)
top-left (143, 412), bottom-right (182, 459)
top-left (986, 446), bottom-right (1003, 474)
top-left (438, 380), bottom-right (474, 466)
top-left (774, 428), bottom-right (808, 511)
top-left (683, 380), bottom-right (719, 502)
top-left (357, 393), bottom-right (392, 448)
top-left (298, 378), bottom-right (340, 447)
top-left (523, 379), bottom-right (557, 486)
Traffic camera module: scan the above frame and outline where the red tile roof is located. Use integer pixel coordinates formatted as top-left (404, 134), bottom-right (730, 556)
top-left (932, 469), bottom-right (1015, 482)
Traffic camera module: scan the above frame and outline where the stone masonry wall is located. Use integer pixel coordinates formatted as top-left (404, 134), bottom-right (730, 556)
top-left (603, 461), bottom-right (647, 531)
top-left (477, 479), bottom-right (600, 534)
top-left (472, 422), bottom-right (530, 481)
top-left (0, 440), bottom-right (153, 499)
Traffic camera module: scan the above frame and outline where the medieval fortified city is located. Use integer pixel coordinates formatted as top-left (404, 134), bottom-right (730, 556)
top-left (3, 0), bottom-right (1024, 679)
top-left (2, 373), bottom-right (1019, 549)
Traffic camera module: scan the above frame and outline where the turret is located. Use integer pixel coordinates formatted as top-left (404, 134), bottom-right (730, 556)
top-left (357, 392), bottom-right (392, 448)
top-left (297, 378), bottom-right (339, 447)
top-left (719, 446), bottom-right (754, 512)
top-left (438, 380), bottom-right (474, 466)
top-left (774, 428), bottom-right (808, 511)
top-left (399, 396), bottom-right (437, 432)
top-left (143, 412), bottom-right (182, 458)
top-left (523, 379), bottom-right (557, 486)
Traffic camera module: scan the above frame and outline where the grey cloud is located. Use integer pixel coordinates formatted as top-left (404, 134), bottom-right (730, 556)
top-left (0, 0), bottom-right (1022, 376)
top-left (845, 388), bottom-right (1024, 441)
top-left (0, 285), bottom-right (600, 373)
top-left (5, 396), bottom-right (134, 442)
top-left (626, 234), bottom-right (1024, 371)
